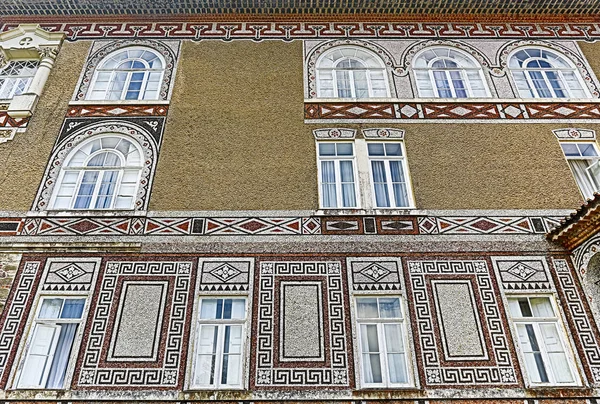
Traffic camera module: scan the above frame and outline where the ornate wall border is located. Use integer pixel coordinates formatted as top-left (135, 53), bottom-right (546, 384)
top-left (0, 260), bottom-right (41, 388)
top-left (573, 233), bottom-right (600, 275)
top-left (406, 259), bottom-right (518, 387)
top-left (553, 127), bottom-right (597, 140)
top-left (551, 258), bottom-right (600, 385)
top-left (74, 39), bottom-right (179, 101)
top-left (497, 40), bottom-right (600, 98)
top-left (75, 260), bottom-right (194, 389)
top-left (5, 22), bottom-right (600, 41)
top-left (32, 118), bottom-right (164, 212)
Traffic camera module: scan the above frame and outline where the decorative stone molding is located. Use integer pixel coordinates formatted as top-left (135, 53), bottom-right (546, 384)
top-left (74, 39), bottom-right (178, 102)
top-left (0, 24), bottom-right (65, 122)
top-left (312, 127), bottom-right (356, 139)
top-left (553, 128), bottom-right (596, 140)
top-left (362, 128), bottom-right (405, 139)
top-left (498, 40), bottom-right (600, 98)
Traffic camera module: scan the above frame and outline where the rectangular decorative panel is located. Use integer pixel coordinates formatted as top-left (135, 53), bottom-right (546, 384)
top-left (108, 281), bottom-right (168, 361)
top-left (280, 282), bottom-right (324, 362)
top-left (432, 280), bottom-right (486, 361)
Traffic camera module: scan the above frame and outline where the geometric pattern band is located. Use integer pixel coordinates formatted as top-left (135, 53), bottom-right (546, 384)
top-left (3, 22), bottom-right (600, 41)
top-left (7, 215), bottom-right (561, 237)
top-left (305, 102), bottom-right (600, 121)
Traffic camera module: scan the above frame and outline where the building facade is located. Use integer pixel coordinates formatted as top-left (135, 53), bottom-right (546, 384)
top-left (2, 1), bottom-right (600, 402)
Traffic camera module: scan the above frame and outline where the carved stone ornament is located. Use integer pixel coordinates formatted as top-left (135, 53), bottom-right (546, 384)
top-left (362, 128), bottom-right (405, 139)
top-left (552, 128), bottom-right (596, 140)
top-left (312, 128), bottom-right (356, 139)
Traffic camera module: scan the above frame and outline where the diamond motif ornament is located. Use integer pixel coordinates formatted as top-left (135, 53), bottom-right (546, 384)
top-left (503, 105), bottom-right (522, 118)
top-left (210, 263), bottom-right (241, 282)
top-left (360, 263), bottom-right (391, 281)
top-left (506, 263), bottom-right (537, 280)
top-left (55, 263), bottom-right (86, 282)
top-left (400, 105), bottom-right (418, 117)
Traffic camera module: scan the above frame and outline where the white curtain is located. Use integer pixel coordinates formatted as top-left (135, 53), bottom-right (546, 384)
top-left (339, 161), bottom-right (356, 207)
top-left (45, 324), bottom-right (77, 389)
top-left (371, 161), bottom-right (390, 207)
top-left (320, 161), bottom-right (337, 207)
top-left (569, 160), bottom-right (597, 199)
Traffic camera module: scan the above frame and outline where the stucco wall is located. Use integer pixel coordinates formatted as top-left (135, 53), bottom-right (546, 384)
top-left (579, 41), bottom-right (600, 85)
top-left (150, 40), bottom-right (317, 211)
top-left (0, 41), bottom-right (90, 211)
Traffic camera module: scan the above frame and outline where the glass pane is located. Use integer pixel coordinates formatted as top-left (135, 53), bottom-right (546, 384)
top-left (384, 143), bottom-right (402, 156)
top-left (39, 299), bottom-right (63, 319)
top-left (530, 297), bottom-right (554, 317)
top-left (379, 298), bottom-right (401, 318)
top-left (45, 323), bottom-right (78, 389)
top-left (561, 143), bottom-right (582, 157)
top-left (200, 299), bottom-right (221, 319)
top-left (362, 353), bottom-right (383, 383)
top-left (384, 323), bottom-right (404, 352)
top-left (336, 143), bottom-right (353, 156)
top-left (357, 298), bottom-right (379, 318)
top-left (388, 353), bottom-right (408, 383)
top-left (319, 143), bottom-right (335, 156)
top-left (222, 299), bottom-right (245, 319)
top-left (60, 299), bottom-right (85, 319)
top-left (371, 161), bottom-right (390, 208)
top-left (368, 143), bottom-right (385, 156)
top-left (579, 143), bottom-right (599, 157)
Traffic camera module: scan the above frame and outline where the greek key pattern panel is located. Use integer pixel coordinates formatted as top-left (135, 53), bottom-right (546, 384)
top-left (6, 22), bottom-right (600, 41)
top-left (76, 261), bottom-right (193, 388)
top-left (347, 257), bottom-right (402, 292)
top-left (9, 215), bottom-right (562, 237)
top-left (0, 261), bottom-right (40, 387)
top-left (552, 258), bottom-right (600, 384)
top-left (491, 256), bottom-right (555, 292)
top-left (305, 102), bottom-right (600, 122)
top-left (198, 257), bottom-right (253, 293)
top-left (407, 260), bottom-right (518, 386)
top-left (254, 261), bottom-right (350, 387)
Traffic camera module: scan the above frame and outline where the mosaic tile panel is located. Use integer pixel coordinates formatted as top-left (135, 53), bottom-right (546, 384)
top-left (253, 261), bottom-right (350, 387)
top-left (41, 258), bottom-right (101, 292)
top-left (0, 111), bottom-right (29, 128)
top-left (347, 257), bottom-right (402, 291)
top-left (406, 260), bottom-right (518, 386)
top-left (4, 22), bottom-right (600, 41)
top-left (197, 257), bottom-right (253, 292)
top-left (76, 261), bottom-right (193, 388)
top-left (67, 105), bottom-right (169, 118)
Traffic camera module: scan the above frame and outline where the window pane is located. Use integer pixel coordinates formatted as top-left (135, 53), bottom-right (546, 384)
top-left (360, 324), bottom-right (382, 383)
top-left (371, 161), bottom-right (390, 208)
top-left (579, 143), bottom-right (599, 157)
top-left (357, 298), bottom-right (379, 318)
top-left (221, 325), bottom-right (242, 385)
top-left (539, 323), bottom-right (574, 383)
top-left (45, 323), bottom-right (78, 389)
top-left (561, 143), bottom-right (582, 157)
top-left (384, 143), bottom-right (402, 156)
top-left (196, 326), bottom-right (218, 385)
top-left (39, 299), bottom-right (63, 319)
top-left (200, 299), bottom-right (221, 319)
top-left (60, 299), bottom-right (85, 319)
top-left (336, 143), bottom-right (353, 156)
top-left (530, 297), bottom-right (554, 317)
top-left (368, 143), bottom-right (385, 156)
top-left (222, 299), bottom-right (246, 320)
top-left (379, 298), bottom-right (401, 318)
top-left (517, 323), bottom-right (549, 383)
top-left (319, 143), bottom-right (335, 156)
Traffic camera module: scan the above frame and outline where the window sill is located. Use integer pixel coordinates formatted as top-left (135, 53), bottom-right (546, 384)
top-left (316, 208), bottom-right (416, 216)
top-left (29, 210), bottom-right (147, 217)
top-left (68, 99), bottom-right (170, 106)
top-left (306, 97), bottom-right (600, 103)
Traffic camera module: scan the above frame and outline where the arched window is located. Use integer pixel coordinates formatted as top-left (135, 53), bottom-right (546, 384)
top-left (413, 47), bottom-right (489, 98)
top-left (50, 135), bottom-right (143, 210)
top-left (87, 47), bottom-right (164, 101)
top-left (509, 48), bottom-right (588, 99)
top-left (316, 47), bottom-right (389, 98)
top-left (0, 60), bottom-right (38, 99)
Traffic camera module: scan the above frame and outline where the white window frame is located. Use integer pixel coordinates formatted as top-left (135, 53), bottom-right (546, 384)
top-left (0, 59), bottom-right (38, 100)
top-left (48, 135), bottom-right (144, 211)
top-left (366, 141), bottom-right (414, 209)
top-left (87, 46), bottom-right (165, 101)
top-left (190, 297), bottom-right (249, 390)
top-left (413, 47), bottom-right (490, 99)
top-left (560, 141), bottom-right (600, 200)
top-left (14, 296), bottom-right (88, 390)
top-left (509, 48), bottom-right (590, 99)
top-left (506, 295), bottom-right (581, 387)
top-left (354, 295), bottom-right (414, 388)
top-left (316, 46), bottom-right (390, 99)
top-left (316, 141), bottom-right (360, 209)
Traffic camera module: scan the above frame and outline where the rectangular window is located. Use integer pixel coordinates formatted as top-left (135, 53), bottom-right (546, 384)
top-left (16, 297), bottom-right (86, 389)
top-left (367, 142), bottom-right (411, 208)
top-left (507, 296), bottom-right (579, 386)
top-left (192, 298), bottom-right (247, 389)
top-left (356, 296), bottom-right (412, 387)
top-left (560, 142), bottom-right (600, 199)
top-left (317, 142), bottom-right (358, 208)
